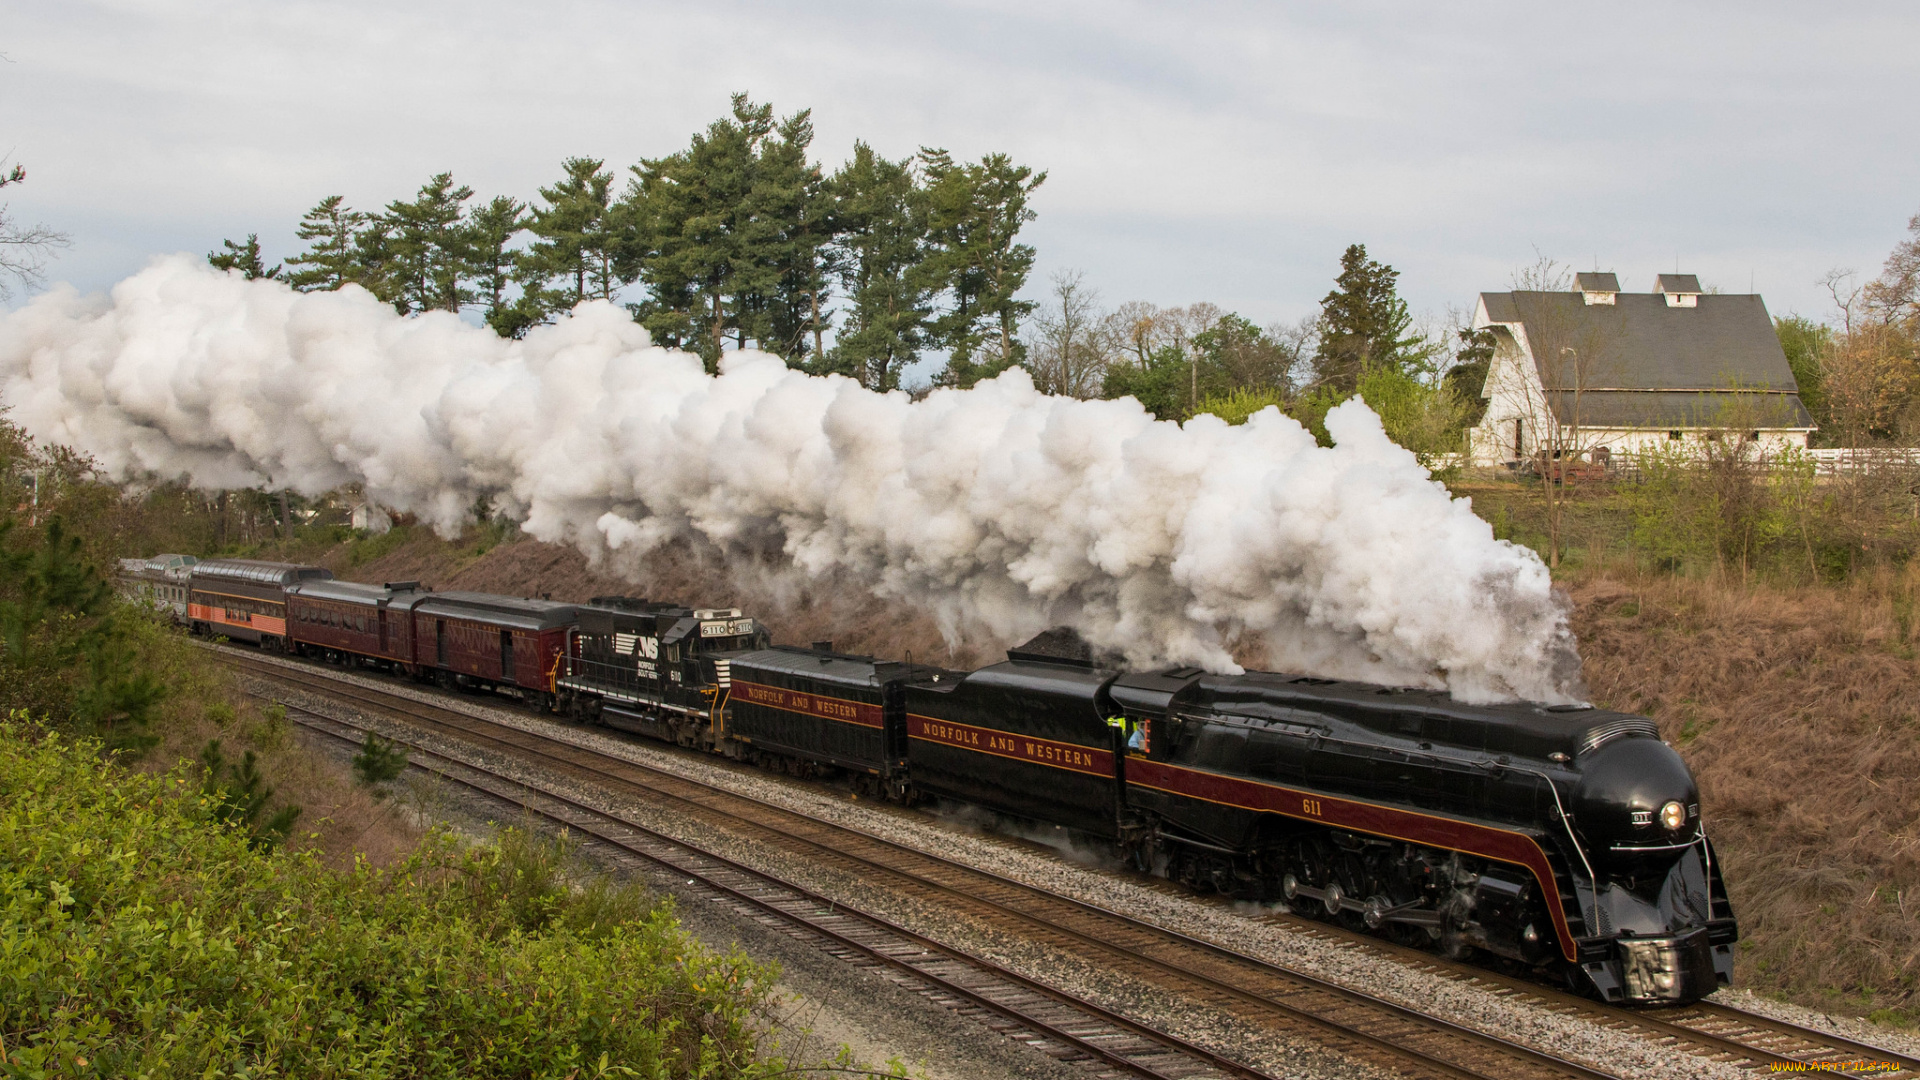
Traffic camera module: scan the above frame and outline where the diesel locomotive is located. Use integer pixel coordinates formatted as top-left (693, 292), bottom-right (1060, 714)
top-left (146, 556), bottom-right (1736, 1006)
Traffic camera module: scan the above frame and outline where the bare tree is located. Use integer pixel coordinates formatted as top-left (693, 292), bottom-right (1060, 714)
top-left (0, 160), bottom-right (70, 300)
top-left (1865, 211), bottom-right (1920, 328)
top-left (1819, 268), bottom-right (1919, 445)
top-left (1027, 270), bottom-right (1115, 397)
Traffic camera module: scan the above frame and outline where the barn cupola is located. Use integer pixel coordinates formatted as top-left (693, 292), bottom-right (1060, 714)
top-left (1655, 273), bottom-right (1702, 308)
top-left (1575, 271), bottom-right (1620, 305)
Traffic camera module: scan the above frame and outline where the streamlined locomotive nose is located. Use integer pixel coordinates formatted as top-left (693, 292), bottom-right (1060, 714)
top-left (1570, 735), bottom-right (1700, 867)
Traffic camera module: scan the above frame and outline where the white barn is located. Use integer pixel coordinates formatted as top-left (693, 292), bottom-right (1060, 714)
top-left (1468, 272), bottom-right (1815, 468)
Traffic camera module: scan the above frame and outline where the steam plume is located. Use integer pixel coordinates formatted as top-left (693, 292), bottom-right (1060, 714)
top-left (0, 256), bottom-right (1582, 702)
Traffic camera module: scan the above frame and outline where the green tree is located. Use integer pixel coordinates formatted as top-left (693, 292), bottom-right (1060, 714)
top-left (351, 731), bottom-right (409, 795)
top-left (1311, 243), bottom-right (1425, 392)
top-left (921, 150), bottom-right (1046, 388)
top-left (1102, 344), bottom-right (1193, 420)
top-left (466, 195), bottom-right (539, 337)
top-left (1102, 313), bottom-right (1291, 419)
top-left (823, 143), bottom-right (930, 389)
top-left (628, 96), bottom-right (760, 367)
top-left (206, 234), bottom-right (280, 280)
top-left (521, 158), bottom-right (630, 320)
top-left (745, 109), bottom-right (834, 366)
top-left (0, 515), bottom-right (167, 751)
top-left (382, 173), bottom-right (475, 314)
top-left (1444, 326), bottom-right (1497, 427)
top-left (283, 196), bottom-right (368, 292)
top-left (1192, 313), bottom-right (1293, 399)
top-left (199, 738), bottom-right (301, 849)
top-left (1776, 314), bottom-right (1832, 428)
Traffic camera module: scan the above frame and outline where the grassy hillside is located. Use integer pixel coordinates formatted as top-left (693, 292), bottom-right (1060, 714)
top-left (0, 723), bottom-right (788, 1077)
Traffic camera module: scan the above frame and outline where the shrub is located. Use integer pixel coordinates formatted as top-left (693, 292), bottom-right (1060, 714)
top-left (0, 723), bottom-right (785, 1078)
top-left (351, 731), bottom-right (409, 795)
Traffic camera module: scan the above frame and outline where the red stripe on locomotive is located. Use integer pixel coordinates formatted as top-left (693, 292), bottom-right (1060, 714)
top-left (1126, 757), bottom-right (1579, 962)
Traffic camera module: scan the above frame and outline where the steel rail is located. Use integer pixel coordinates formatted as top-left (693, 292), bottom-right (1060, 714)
top-left (1258, 900), bottom-right (1920, 1077)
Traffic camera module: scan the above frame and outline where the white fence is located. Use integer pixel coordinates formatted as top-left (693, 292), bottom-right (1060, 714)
top-left (1807, 448), bottom-right (1920, 476)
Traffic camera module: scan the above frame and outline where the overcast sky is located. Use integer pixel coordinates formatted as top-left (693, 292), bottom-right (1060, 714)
top-left (4, 1), bottom-right (1917, 335)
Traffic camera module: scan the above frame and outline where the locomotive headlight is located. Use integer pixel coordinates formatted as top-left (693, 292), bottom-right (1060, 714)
top-left (1659, 800), bottom-right (1687, 831)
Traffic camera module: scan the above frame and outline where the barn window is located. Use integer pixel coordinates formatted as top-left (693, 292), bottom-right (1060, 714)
top-left (1668, 430), bottom-right (1682, 440)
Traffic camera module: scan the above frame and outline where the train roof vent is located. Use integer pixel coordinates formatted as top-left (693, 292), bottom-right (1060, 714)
top-left (1161, 665), bottom-right (1203, 679)
top-left (1576, 717), bottom-right (1660, 756)
top-left (590, 596), bottom-right (651, 611)
top-left (1290, 676), bottom-right (1337, 686)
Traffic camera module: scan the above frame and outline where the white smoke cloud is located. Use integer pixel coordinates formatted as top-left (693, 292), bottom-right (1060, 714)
top-left (0, 256), bottom-right (1582, 702)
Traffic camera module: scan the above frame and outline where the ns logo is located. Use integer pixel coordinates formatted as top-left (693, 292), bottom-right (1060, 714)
top-left (636, 636), bottom-right (659, 660)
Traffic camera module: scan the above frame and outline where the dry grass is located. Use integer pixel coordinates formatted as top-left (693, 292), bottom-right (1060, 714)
top-left (1569, 568), bottom-right (1920, 1024)
top-left (140, 655), bottom-right (425, 869)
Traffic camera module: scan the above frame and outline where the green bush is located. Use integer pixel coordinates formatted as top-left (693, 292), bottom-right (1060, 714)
top-left (0, 723), bottom-right (785, 1078)
top-left (0, 517), bottom-right (169, 753)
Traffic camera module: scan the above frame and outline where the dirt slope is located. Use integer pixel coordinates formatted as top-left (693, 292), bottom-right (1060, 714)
top-left (1570, 572), bottom-right (1919, 1023)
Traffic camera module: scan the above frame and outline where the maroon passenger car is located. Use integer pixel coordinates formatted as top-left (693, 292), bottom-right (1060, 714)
top-left (407, 592), bottom-right (577, 706)
top-left (286, 578), bottom-right (425, 667)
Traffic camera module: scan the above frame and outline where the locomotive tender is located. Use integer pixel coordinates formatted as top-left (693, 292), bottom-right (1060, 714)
top-left (164, 556), bottom-right (1735, 1006)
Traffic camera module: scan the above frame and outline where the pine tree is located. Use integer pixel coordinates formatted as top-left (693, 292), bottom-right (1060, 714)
top-left (921, 150), bottom-right (1045, 388)
top-left (350, 732), bottom-right (408, 797)
top-left (1311, 244), bottom-right (1425, 393)
top-left (627, 94), bottom-right (823, 369)
top-left (200, 739), bottom-right (302, 849)
top-left (522, 157), bottom-right (629, 320)
top-left (627, 95), bottom-right (769, 368)
top-left (206, 234), bottom-right (280, 280)
top-left (283, 196), bottom-right (367, 291)
top-left (467, 195), bottom-right (538, 337)
top-left (824, 143), bottom-right (930, 389)
top-left (382, 172), bottom-right (475, 314)
top-left (743, 109), bottom-right (832, 366)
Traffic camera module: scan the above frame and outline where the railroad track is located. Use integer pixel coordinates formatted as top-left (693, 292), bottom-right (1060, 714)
top-left (279, 699), bottom-right (1253, 1080)
top-left (218, 646), bottom-right (1920, 1078)
top-left (1258, 914), bottom-right (1920, 1078)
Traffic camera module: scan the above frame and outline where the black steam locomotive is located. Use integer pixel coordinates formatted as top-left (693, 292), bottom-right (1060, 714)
top-left (564, 612), bottom-right (1735, 1006)
top-left (139, 557), bottom-right (1736, 1005)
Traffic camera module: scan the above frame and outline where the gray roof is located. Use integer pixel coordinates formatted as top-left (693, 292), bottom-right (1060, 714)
top-left (1545, 390), bottom-right (1813, 429)
top-left (1655, 273), bottom-right (1702, 294)
top-left (193, 559), bottom-right (334, 586)
top-left (1574, 271), bottom-right (1620, 293)
top-left (1478, 289), bottom-right (1814, 430)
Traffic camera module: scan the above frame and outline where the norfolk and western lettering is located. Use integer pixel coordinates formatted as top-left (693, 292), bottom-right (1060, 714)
top-left (732, 680), bottom-right (884, 728)
top-left (907, 714), bottom-right (1112, 777)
